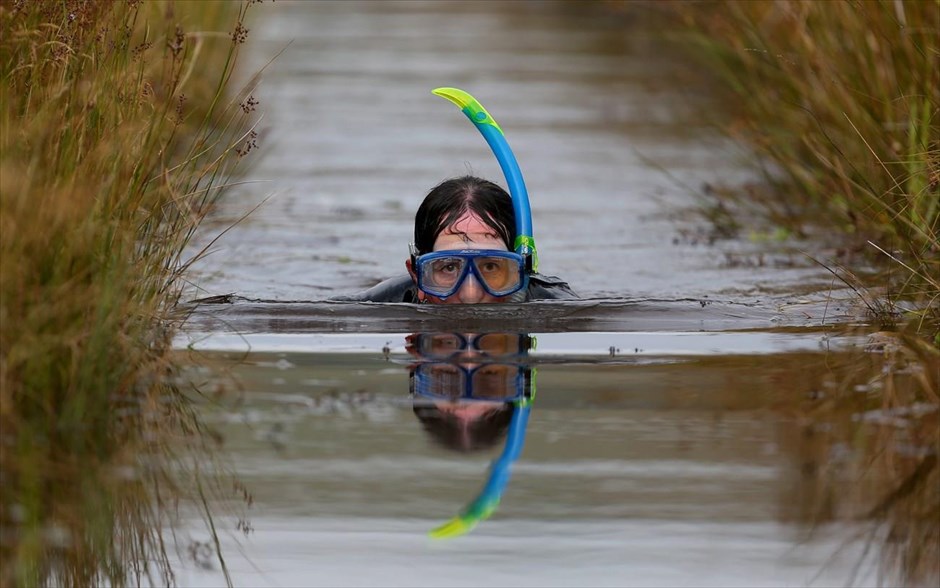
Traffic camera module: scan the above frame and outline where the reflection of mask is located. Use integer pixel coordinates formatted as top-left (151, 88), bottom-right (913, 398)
top-left (406, 332), bottom-right (536, 539)
top-left (411, 362), bottom-right (529, 403)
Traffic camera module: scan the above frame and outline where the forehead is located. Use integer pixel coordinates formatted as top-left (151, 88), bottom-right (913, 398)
top-left (433, 212), bottom-right (507, 252)
top-left (440, 212), bottom-right (498, 236)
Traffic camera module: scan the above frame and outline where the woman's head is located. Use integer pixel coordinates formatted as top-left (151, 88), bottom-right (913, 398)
top-left (412, 176), bottom-right (515, 255)
top-left (407, 176), bottom-right (519, 304)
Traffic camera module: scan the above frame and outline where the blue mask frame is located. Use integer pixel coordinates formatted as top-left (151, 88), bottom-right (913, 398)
top-left (411, 249), bottom-right (528, 299)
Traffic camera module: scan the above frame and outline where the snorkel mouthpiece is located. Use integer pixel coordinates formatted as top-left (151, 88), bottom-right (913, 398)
top-left (432, 88), bottom-right (539, 272)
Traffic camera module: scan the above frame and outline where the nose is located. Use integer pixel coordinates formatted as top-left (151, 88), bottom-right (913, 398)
top-left (454, 350), bottom-right (482, 368)
top-left (456, 272), bottom-right (485, 303)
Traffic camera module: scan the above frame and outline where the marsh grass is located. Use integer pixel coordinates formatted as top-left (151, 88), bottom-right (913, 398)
top-left (657, 2), bottom-right (939, 583)
top-left (1, 0), bottom-right (261, 585)
top-left (787, 333), bottom-right (940, 586)
top-left (667, 0), bottom-right (939, 329)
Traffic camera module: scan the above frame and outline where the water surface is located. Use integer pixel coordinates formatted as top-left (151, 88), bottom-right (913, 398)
top-left (167, 326), bottom-right (915, 587)
top-left (170, 3), bottom-right (932, 587)
top-left (184, 1), bottom-right (835, 303)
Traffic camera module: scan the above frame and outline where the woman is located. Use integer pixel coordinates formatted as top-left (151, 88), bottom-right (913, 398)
top-left (338, 176), bottom-right (577, 303)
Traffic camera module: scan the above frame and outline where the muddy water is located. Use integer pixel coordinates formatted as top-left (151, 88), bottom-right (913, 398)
top-left (184, 1), bottom-right (835, 302)
top-left (168, 328), bottom-right (930, 587)
top-left (170, 2), bottom-right (934, 587)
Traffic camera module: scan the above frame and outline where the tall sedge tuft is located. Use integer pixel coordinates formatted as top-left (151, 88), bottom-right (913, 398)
top-left (670, 0), bottom-right (938, 328)
top-left (664, 2), bottom-right (939, 585)
top-left (0, 0), bottom-right (261, 585)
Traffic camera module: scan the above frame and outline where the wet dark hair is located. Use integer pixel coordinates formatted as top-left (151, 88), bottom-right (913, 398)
top-left (413, 176), bottom-right (515, 255)
top-left (412, 402), bottom-right (515, 452)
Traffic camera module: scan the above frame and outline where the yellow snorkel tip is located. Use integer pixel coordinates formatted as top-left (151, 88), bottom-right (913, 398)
top-left (428, 499), bottom-right (499, 540)
top-left (431, 87), bottom-right (474, 109)
top-left (432, 87), bottom-right (503, 134)
top-left (428, 516), bottom-right (477, 540)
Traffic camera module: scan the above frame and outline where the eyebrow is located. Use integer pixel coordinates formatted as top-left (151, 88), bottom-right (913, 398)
top-left (440, 229), bottom-right (501, 243)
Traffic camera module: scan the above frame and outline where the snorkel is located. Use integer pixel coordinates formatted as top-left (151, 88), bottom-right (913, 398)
top-left (428, 387), bottom-right (534, 539)
top-left (412, 334), bottom-right (537, 539)
top-left (432, 88), bottom-right (539, 273)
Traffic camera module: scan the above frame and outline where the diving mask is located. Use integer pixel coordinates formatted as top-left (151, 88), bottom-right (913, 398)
top-left (410, 247), bottom-right (528, 299)
top-left (411, 362), bottom-right (528, 403)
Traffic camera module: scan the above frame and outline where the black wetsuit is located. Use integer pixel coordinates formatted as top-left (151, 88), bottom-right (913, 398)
top-left (333, 273), bottom-right (578, 303)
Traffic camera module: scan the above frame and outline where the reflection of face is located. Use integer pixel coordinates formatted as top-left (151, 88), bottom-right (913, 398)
top-left (433, 399), bottom-right (504, 423)
top-left (412, 398), bottom-right (513, 453)
top-left (408, 332), bottom-right (527, 453)
top-left (409, 212), bottom-right (510, 304)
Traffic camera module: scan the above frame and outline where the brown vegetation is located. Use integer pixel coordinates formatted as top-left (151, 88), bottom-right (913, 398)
top-left (0, 1), bottom-right (259, 585)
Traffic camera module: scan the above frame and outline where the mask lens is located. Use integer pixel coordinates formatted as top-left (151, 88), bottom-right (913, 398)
top-left (420, 256), bottom-right (467, 292)
top-left (470, 364), bottom-right (519, 400)
top-left (421, 333), bottom-right (464, 358)
top-left (474, 333), bottom-right (519, 357)
top-left (472, 255), bottom-right (521, 294)
top-left (415, 363), bottom-right (465, 399)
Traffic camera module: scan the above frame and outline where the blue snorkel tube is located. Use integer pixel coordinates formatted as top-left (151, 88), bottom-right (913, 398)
top-left (432, 88), bottom-right (539, 273)
top-left (427, 374), bottom-right (536, 540)
top-left (423, 89), bottom-right (539, 537)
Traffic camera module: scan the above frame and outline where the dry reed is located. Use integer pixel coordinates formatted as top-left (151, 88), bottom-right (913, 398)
top-left (1, 0), bottom-right (261, 585)
top-left (659, 2), bottom-right (939, 584)
top-left (667, 0), bottom-right (938, 329)
top-left (785, 334), bottom-right (939, 586)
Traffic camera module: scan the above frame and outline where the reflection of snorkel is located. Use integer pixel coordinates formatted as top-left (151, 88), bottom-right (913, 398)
top-left (432, 88), bottom-right (539, 273)
top-left (407, 332), bottom-right (536, 539)
top-left (428, 388), bottom-right (534, 539)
